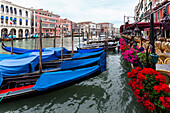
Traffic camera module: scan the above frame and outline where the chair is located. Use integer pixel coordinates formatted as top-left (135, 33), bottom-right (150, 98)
top-left (158, 54), bottom-right (169, 63)
top-left (157, 58), bottom-right (163, 64)
top-left (164, 58), bottom-right (170, 65)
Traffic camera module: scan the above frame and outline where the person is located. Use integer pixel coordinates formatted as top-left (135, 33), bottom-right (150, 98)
top-left (26, 33), bottom-right (28, 39)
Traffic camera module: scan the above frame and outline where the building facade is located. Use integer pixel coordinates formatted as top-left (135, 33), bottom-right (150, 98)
top-left (78, 21), bottom-right (97, 35)
top-left (97, 23), bottom-right (114, 35)
top-left (60, 18), bottom-right (72, 36)
top-left (32, 9), bottom-right (60, 37)
top-left (0, 0), bottom-right (31, 38)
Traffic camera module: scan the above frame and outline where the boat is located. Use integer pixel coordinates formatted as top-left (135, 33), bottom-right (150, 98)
top-left (0, 52), bottom-right (106, 78)
top-left (2, 42), bottom-right (104, 54)
top-left (0, 53), bottom-right (106, 102)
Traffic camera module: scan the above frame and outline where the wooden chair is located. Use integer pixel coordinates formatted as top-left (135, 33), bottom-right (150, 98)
top-left (164, 58), bottom-right (170, 65)
top-left (157, 58), bottom-right (163, 64)
top-left (158, 54), bottom-right (169, 63)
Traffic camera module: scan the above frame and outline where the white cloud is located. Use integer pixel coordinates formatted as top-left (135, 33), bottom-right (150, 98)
top-left (6, 0), bottom-right (138, 28)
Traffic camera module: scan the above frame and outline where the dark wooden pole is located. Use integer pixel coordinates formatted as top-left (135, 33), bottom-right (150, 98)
top-left (96, 31), bottom-right (97, 38)
top-left (79, 25), bottom-right (80, 50)
top-left (11, 31), bottom-right (13, 55)
top-left (87, 31), bottom-right (89, 44)
top-left (39, 19), bottom-right (42, 73)
top-left (83, 32), bottom-right (84, 42)
top-left (61, 26), bottom-right (63, 61)
top-left (54, 26), bottom-right (56, 47)
top-left (91, 31), bottom-right (93, 39)
top-left (71, 22), bottom-right (74, 54)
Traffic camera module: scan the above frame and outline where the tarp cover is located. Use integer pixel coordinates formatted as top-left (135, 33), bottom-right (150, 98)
top-left (29, 50), bottom-right (59, 62)
top-left (33, 65), bottom-right (100, 91)
top-left (0, 53), bottom-right (34, 61)
top-left (44, 47), bottom-right (69, 57)
top-left (59, 57), bottom-right (100, 70)
top-left (0, 73), bottom-right (3, 86)
top-left (0, 56), bottom-right (39, 77)
top-left (72, 50), bottom-right (103, 59)
top-left (4, 46), bottom-right (45, 54)
top-left (78, 47), bottom-right (104, 53)
top-left (98, 52), bottom-right (106, 72)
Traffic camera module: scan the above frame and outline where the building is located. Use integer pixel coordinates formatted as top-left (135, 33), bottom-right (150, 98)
top-left (97, 23), bottom-right (114, 35)
top-left (60, 18), bottom-right (72, 36)
top-left (32, 9), bottom-right (60, 37)
top-left (0, 0), bottom-right (32, 38)
top-left (77, 21), bottom-right (97, 36)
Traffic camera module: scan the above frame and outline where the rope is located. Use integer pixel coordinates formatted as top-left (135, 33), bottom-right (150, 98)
top-left (0, 91), bottom-right (11, 102)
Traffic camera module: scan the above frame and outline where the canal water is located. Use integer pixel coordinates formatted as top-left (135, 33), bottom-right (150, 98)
top-left (0, 37), bottom-right (148, 113)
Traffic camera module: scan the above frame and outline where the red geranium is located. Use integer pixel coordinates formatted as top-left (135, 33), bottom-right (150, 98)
top-left (127, 67), bottom-right (170, 112)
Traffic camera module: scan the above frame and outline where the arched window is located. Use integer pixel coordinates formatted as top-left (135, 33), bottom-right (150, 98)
top-left (6, 6), bottom-right (9, 13)
top-left (5, 16), bottom-right (8, 24)
top-left (1, 16), bottom-right (4, 24)
top-left (26, 19), bottom-right (28, 26)
top-left (13, 18), bottom-right (17, 25)
top-left (26, 11), bottom-right (28, 17)
top-left (14, 8), bottom-right (17, 15)
top-left (1, 5), bottom-right (4, 12)
top-left (19, 18), bottom-right (22, 25)
top-left (19, 9), bottom-right (22, 16)
top-left (10, 7), bottom-right (13, 14)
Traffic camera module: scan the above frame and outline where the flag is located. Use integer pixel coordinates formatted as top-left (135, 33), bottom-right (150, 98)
top-left (10, 17), bottom-right (12, 25)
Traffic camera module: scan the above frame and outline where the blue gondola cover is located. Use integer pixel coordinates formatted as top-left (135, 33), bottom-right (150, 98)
top-left (72, 50), bottom-right (103, 59)
top-left (33, 65), bottom-right (100, 91)
top-left (78, 47), bottom-right (104, 53)
top-left (0, 73), bottom-right (3, 86)
top-left (6, 16), bottom-right (8, 19)
top-left (0, 55), bottom-right (39, 77)
top-left (1, 16), bottom-right (4, 19)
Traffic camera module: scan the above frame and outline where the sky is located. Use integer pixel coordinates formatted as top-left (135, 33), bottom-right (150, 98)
top-left (7, 0), bottom-right (138, 28)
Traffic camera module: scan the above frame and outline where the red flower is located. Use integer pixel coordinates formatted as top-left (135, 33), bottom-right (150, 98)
top-left (154, 83), bottom-right (170, 93)
top-left (127, 72), bottom-right (135, 78)
top-left (143, 100), bottom-right (155, 111)
top-left (134, 89), bottom-right (140, 96)
top-left (137, 73), bottom-right (147, 81)
top-left (160, 96), bottom-right (170, 111)
top-left (155, 75), bottom-right (166, 83)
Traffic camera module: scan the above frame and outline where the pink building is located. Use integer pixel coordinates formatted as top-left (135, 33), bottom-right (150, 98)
top-left (60, 18), bottom-right (72, 36)
top-left (32, 9), bottom-right (60, 37)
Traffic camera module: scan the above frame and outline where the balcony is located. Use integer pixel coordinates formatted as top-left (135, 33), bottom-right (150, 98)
top-left (42, 26), bottom-right (55, 29)
top-left (42, 19), bottom-right (56, 23)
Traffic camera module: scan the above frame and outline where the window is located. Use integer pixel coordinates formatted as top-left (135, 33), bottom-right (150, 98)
top-left (19, 18), bottom-right (22, 25)
top-left (5, 16), bottom-right (8, 24)
top-left (26, 11), bottom-right (28, 17)
top-left (50, 24), bottom-right (55, 27)
top-left (1, 5), bottom-right (4, 12)
top-left (158, 11), bottom-right (160, 21)
top-left (13, 18), bottom-right (17, 25)
top-left (42, 23), bottom-right (48, 27)
top-left (10, 7), bottom-right (13, 14)
top-left (35, 22), bottom-right (37, 27)
top-left (6, 6), bottom-right (9, 13)
top-left (50, 29), bottom-right (52, 32)
top-left (35, 16), bottom-right (37, 19)
top-left (1, 16), bottom-right (4, 24)
top-left (19, 9), bottom-right (22, 16)
top-left (14, 8), bottom-right (17, 15)
top-left (26, 20), bottom-right (28, 26)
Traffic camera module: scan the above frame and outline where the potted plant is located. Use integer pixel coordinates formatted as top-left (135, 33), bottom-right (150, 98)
top-left (127, 67), bottom-right (170, 112)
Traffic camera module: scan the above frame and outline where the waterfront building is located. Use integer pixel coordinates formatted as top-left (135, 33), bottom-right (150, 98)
top-left (97, 23), bottom-right (114, 35)
top-left (32, 9), bottom-right (60, 37)
top-left (78, 21), bottom-right (97, 35)
top-left (153, 0), bottom-right (170, 38)
top-left (60, 18), bottom-right (72, 36)
top-left (0, 0), bottom-right (32, 38)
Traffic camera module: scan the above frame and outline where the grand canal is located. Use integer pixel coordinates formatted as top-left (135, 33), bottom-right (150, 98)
top-left (0, 37), bottom-right (148, 113)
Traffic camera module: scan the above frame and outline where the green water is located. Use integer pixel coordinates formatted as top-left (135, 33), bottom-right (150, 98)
top-left (0, 37), bottom-right (148, 113)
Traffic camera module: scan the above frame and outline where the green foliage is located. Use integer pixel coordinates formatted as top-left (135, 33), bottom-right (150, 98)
top-left (137, 52), bottom-right (151, 66)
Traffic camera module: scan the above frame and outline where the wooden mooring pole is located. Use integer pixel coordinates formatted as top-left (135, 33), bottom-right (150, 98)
top-left (79, 25), bottom-right (80, 50)
top-left (11, 31), bottom-right (13, 55)
top-left (71, 22), bottom-right (74, 54)
top-left (54, 26), bottom-right (57, 47)
top-left (61, 26), bottom-right (63, 61)
top-left (39, 19), bottom-right (42, 73)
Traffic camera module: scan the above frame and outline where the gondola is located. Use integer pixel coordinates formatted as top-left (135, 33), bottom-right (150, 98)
top-left (2, 42), bottom-right (104, 54)
top-left (0, 52), bottom-right (106, 102)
